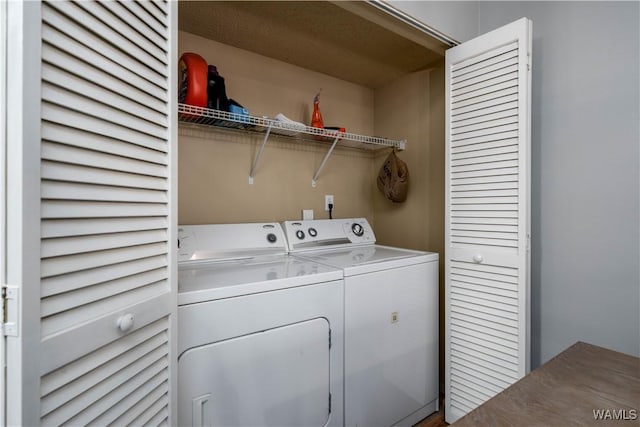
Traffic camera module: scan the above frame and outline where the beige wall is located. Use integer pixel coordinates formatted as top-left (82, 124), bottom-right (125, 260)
top-left (373, 64), bottom-right (444, 255)
top-left (179, 128), bottom-right (377, 224)
top-left (178, 31), bottom-right (378, 224)
top-left (373, 61), bottom-right (446, 386)
top-left (429, 61), bottom-right (446, 388)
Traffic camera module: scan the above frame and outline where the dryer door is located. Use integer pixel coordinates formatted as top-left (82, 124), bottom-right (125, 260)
top-left (179, 318), bottom-right (331, 427)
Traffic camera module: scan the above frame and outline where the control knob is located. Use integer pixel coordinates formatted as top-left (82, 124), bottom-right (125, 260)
top-left (308, 227), bottom-right (317, 237)
top-left (266, 233), bottom-right (277, 243)
top-left (351, 223), bottom-right (364, 237)
top-left (296, 230), bottom-right (305, 240)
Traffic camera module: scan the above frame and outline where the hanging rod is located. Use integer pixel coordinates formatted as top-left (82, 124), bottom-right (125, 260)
top-left (366, 0), bottom-right (460, 47)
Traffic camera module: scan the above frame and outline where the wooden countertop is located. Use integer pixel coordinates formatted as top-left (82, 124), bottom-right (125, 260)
top-left (452, 341), bottom-right (640, 426)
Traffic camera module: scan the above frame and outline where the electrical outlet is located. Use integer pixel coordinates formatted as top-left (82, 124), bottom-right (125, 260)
top-left (325, 195), bottom-right (334, 211)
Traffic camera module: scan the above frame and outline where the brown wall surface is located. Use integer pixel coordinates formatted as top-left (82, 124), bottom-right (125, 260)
top-left (178, 31), bottom-right (379, 225)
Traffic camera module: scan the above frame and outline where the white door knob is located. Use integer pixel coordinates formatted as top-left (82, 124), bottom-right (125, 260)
top-left (117, 313), bottom-right (135, 332)
top-left (473, 254), bottom-right (484, 263)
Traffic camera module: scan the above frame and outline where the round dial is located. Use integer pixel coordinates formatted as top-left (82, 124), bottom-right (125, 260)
top-left (351, 223), bottom-right (364, 237)
top-left (295, 230), bottom-right (305, 240)
top-left (308, 227), bottom-right (318, 237)
top-left (266, 233), bottom-right (277, 243)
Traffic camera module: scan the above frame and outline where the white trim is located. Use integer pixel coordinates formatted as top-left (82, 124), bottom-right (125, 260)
top-left (5, 1), bottom-right (42, 425)
top-left (0, 0), bottom-right (7, 423)
top-left (513, 17), bottom-right (532, 378)
top-left (167, 1), bottom-right (178, 422)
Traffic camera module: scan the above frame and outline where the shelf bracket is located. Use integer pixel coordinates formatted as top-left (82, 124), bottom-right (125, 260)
top-left (312, 134), bottom-right (341, 187)
top-left (248, 125), bottom-right (272, 184)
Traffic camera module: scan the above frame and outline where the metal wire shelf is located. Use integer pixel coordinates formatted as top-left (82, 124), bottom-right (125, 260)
top-left (178, 104), bottom-right (406, 149)
top-left (178, 103), bottom-right (407, 186)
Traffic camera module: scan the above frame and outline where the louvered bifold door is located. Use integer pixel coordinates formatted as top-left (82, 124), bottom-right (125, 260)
top-left (38, 1), bottom-right (176, 425)
top-left (444, 18), bottom-right (531, 424)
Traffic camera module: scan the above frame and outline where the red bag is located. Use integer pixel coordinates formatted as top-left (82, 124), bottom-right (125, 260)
top-left (377, 150), bottom-right (409, 203)
top-left (178, 52), bottom-right (208, 108)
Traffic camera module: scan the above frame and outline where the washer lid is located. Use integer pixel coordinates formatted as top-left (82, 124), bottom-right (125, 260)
top-left (297, 245), bottom-right (438, 275)
top-left (178, 255), bottom-right (343, 305)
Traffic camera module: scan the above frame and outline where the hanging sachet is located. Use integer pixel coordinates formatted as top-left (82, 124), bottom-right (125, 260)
top-left (377, 149), bottom-right (409, 203)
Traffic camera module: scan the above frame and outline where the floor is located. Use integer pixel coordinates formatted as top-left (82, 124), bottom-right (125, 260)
top-left (450, 342), bottom-right (640, 427)
top-left (413, 396), bottom-right (448, 427)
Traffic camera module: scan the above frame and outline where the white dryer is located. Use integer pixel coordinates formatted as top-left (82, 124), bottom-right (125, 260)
top-left (178, 223), bottom-right (344, 427)
top-left (283, 218), bottom-right (439, 427)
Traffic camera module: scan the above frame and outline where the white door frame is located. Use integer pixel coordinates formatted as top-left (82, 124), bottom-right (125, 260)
top-left (0, 0), bottom-right (7, 422)
top-left (4, 1), bottom-right (42, 425)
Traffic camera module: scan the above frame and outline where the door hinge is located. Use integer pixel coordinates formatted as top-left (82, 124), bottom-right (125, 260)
top-left (328, 393), bottom-right (332, 414)
top-left (328, 328), bottom-right (332, 349)
top-left (2, 284), bottom-right (18, 337)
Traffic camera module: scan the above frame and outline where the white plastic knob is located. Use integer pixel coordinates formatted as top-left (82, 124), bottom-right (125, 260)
top-left (473, 254), bottom-right (484, 263)
top-left (117, 313), bottom-right (135, 332)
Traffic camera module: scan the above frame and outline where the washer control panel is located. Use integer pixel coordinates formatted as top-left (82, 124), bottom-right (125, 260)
top-left (282, 218), bottom-right (375, 251)
top-left (351, 223), bottom-right (364, 237)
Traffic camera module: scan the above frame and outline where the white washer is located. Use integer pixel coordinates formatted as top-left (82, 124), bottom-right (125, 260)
top-left (178, 223), bottom-right (344, 427)
top-left (283, 218), bottom-right (439, 427)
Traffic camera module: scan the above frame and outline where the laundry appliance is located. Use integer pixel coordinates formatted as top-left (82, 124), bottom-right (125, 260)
top-left (282, 218), bottom-right (439, 427)
top-left (177, 223), bottom-right (344, 427)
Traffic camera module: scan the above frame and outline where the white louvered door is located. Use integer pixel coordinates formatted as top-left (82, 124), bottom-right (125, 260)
top-left (444, 18), bottom-right (531, 424)
top-left (5, 1), bottom-right (177, 425)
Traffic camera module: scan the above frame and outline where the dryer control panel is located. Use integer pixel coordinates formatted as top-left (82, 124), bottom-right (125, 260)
top-left (282, 218), bottom-right (375, 252)
top-left (178, 223), bottom-right (287, 263)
